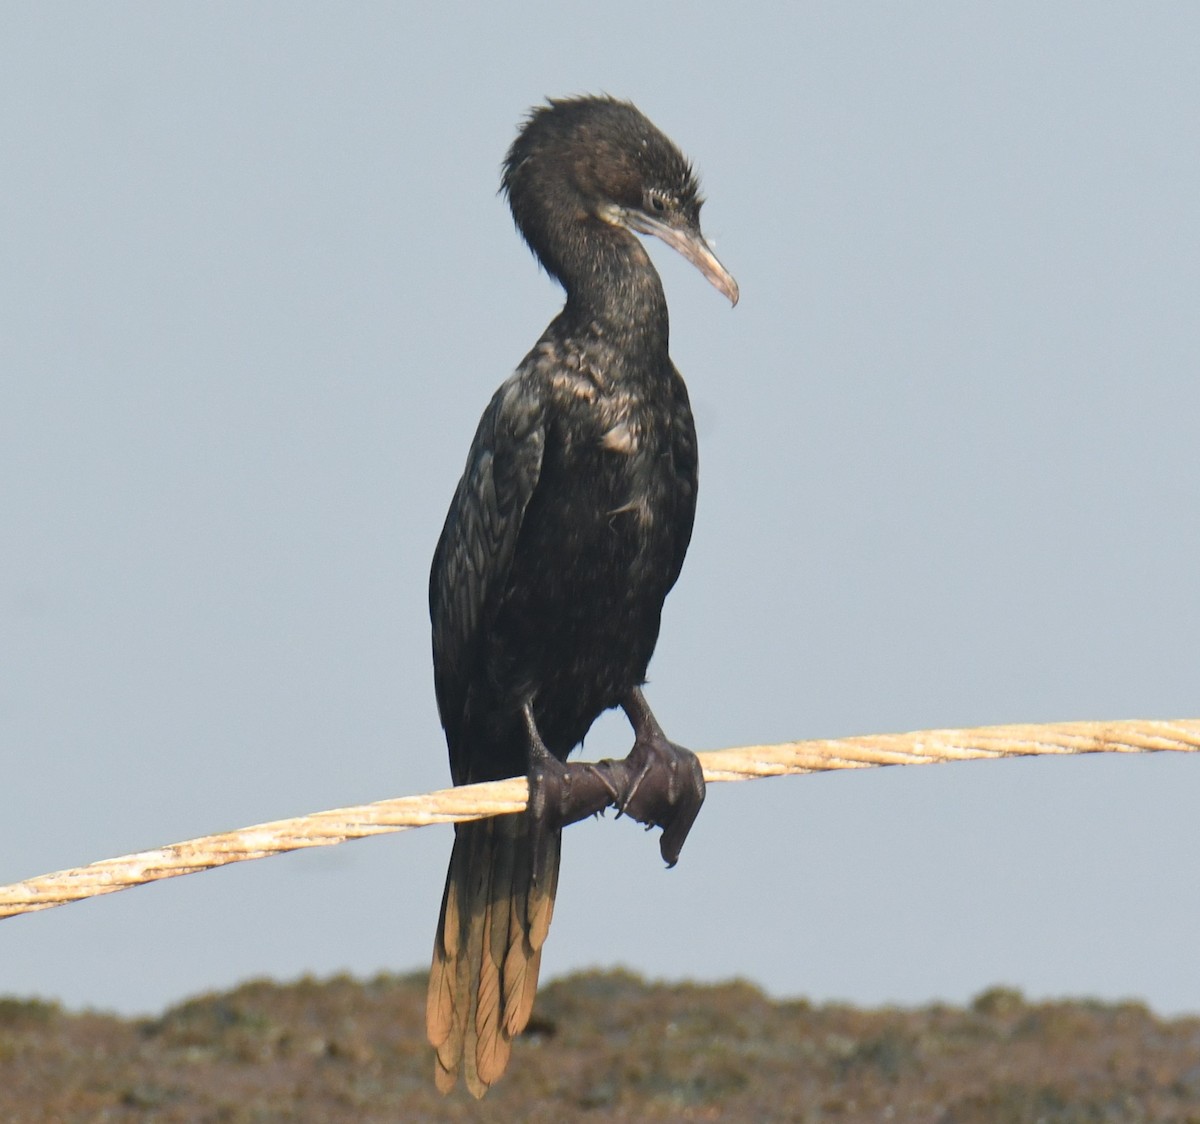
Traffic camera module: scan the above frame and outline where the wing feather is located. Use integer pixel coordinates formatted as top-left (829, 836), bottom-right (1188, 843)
top-left (429, 371), bottom-right (545, 780)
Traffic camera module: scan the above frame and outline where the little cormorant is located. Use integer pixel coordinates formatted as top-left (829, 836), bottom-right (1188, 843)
top-left (427, 95), bottom-right (737, 1096)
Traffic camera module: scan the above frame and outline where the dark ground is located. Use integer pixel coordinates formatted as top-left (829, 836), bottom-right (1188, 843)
top-left (1, 970), bottom-right (1198, 1122)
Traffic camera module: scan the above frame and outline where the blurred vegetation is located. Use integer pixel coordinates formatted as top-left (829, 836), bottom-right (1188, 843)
top-left (1, 970), bottom-right (1198, 1122)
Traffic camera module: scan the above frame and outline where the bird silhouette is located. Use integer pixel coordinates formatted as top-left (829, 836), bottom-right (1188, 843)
top-left (427, 95), bottom-right (737, 1096)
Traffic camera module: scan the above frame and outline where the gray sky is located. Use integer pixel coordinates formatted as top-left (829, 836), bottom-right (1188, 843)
top-left (3, 5), bottom-right (1199, 1019)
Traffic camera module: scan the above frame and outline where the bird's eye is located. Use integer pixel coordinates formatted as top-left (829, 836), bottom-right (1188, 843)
top-left (647, 192), bottom-right (667, 213)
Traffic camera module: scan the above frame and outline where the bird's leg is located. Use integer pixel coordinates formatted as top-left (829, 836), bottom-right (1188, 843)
top-left (522, 701), bottom-right (621, 886)
top-left (602, 687), bottom-right (707, 867)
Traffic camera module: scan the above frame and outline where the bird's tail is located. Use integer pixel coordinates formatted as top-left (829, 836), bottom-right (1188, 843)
top-left (426, 813), bottom-right (560, 1097)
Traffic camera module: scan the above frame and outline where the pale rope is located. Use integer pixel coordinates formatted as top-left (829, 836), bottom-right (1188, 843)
top-left (2, 719), bottom-right (1197, 920)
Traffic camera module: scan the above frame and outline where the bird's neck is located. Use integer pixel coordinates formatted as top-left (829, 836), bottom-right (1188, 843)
top-left (556, 227), bottom-right (671, 356)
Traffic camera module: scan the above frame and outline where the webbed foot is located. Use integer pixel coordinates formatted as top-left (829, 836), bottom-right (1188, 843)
top-left (606, 730), bottom-right (706, 866)
top-left (522, 690), bottom-right (706, 872)
top-left (523, 703), bottom-right (621, 885)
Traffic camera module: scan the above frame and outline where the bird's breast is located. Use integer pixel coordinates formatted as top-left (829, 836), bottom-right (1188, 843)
top-left (599, 419), bottom-right (638, 455)
top-left (540, 352), bottom-right (689, 547)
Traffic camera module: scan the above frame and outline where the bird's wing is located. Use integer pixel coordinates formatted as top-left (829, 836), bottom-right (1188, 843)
top-left (429, 371), bottom-right (545, 776)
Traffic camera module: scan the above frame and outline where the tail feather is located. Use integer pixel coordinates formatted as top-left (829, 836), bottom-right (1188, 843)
top-left (428, 859), bottom-right (462, 1090)
top-left (472, 821), bottom-right (514, 1089)
top-left (503, 826), bottom-right (558, 1037)
top-left (428, 823), bottom-right (474, 1092)
top-left (427, 813), bottom-right (561, 1097)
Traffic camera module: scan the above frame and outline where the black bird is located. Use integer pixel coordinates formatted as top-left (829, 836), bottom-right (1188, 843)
top-left (427, 95), bottom-right (737, 1096)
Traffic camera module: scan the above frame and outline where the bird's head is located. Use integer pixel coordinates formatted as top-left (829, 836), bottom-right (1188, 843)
top-left (502, 95), bottom-right (738, 306)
